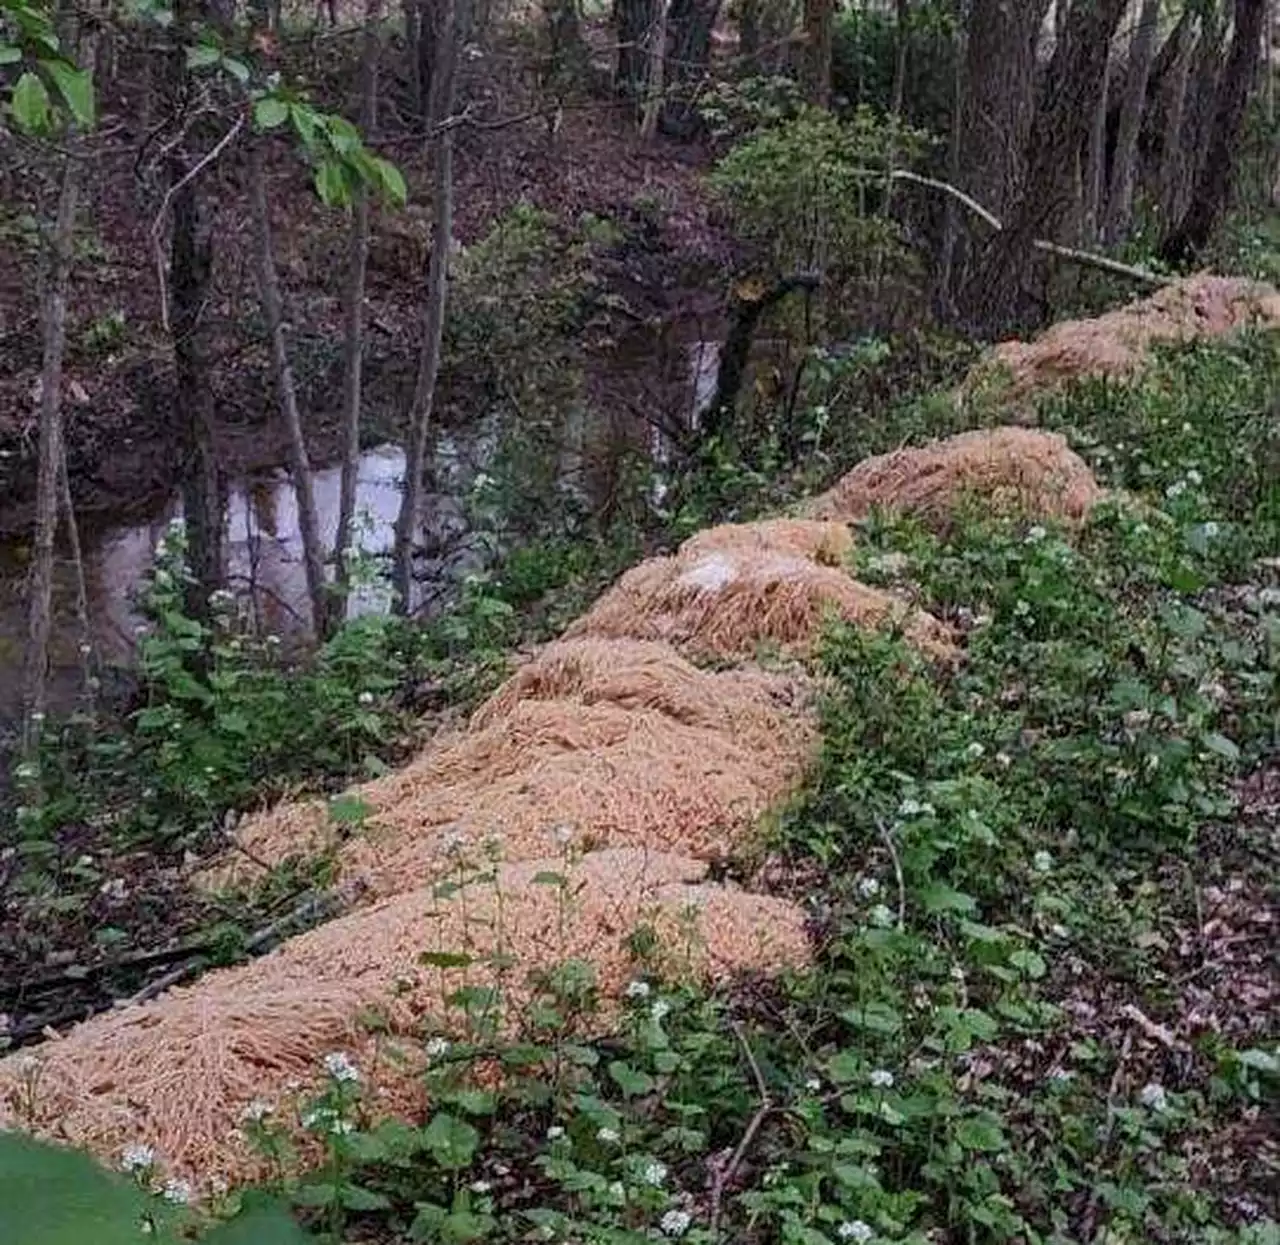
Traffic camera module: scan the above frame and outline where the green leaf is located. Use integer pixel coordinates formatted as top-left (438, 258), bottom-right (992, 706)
top-left (254, 96), bottom-right (290, 130)
top-left (220, 55), bottom-right (249, 84)
top-left (955, 1112), bottom-right (1007, 1153)
top-left (292, 1181), bottom-right (339, 1208)
top-left (326, 114), bottom-right (361, 153)
top-left (0, 1133), bottom-right (151, 1244)
top-left (374, 156), bottom-right (407, 206)
top-left (338, 1182), bottom-right (392, 1211)
top-left (43, 59), bottom-right (94, 128)
top-left (421, 1112), bottom-right (479, 1169)
top-left (10, 70), bottom-right (50, 134)
top-left (918, 882), bottom-right (978, 915)
top-left (328, 793), bottom-right (371, 825)
top-left (608, 1060), bottom-right (656, 1099)
top-left (314, 158), bottom-right (348, 207)
top-left (1200, 732), bottom-right (1239, 762)
top-left (1009, 948), bottom-right (1047, 979)
top-left (185, 43), bottom-right (221, 69)
top-left (418, 950), bottom-right (474, 969)
top-left (204, 1194), bottom-right (315, 1244)
top-left (0, 45), bottom-right (23, 64)
top-left (841, 1000), bottom-right (902, 1035)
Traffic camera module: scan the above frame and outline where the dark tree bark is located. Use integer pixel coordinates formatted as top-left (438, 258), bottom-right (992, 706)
top-left (802, 0), bottom-right (833, 107)
top-left (168, 0), bottom-right (225, 626)
top-left (1160, 0), bottom-right (1269, 265)
top-left (615, 0), bottom-right (650, 98)
top-left (660, 0), bottom-right (720, 136)
top-left (1152, 4), bottom-right (1198, 225)
top-left (959, 0), bottom-right (1127, 333)
top-left (1082, 52), bottom-right (1111, 242)
top-left (393, 0), bottom-right (463, 612)
top-left (1104, 0), bottom-right (1160, 243)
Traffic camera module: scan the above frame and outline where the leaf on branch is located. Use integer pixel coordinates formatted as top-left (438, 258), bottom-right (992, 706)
top-left (314, 157), bottom-right (350, 208)
top-left (254, 96), bottom-right (289, 130)
top-left (44, 59), bottom-right (94, 129)
top-left (185, 43), bottom-right (221, 69)
top-left (11, 70), bottom-right (50, 134)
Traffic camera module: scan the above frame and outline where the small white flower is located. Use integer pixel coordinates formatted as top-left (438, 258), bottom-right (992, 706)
top-left (868, 904), bottom-right (895, 928)
top-left (804, 1076), bottom-right (821, 1092)
top-left (78, 642), bottom-right (92, 655)
top-left (162, 1179), bottom-right (192, 1205)
top-left (1165, 480), bottom-right (1186, 499)
top-left (1014, 599), bottom-right (1032, 617)
top-left (469, 1179), bottom-right (491, 1193)
top-left (99, 878), bottom-right (128, 901)
top-left (596, 1126), bottom-right (620, 1144)
top-left (301, 1109), bottom-right (325, 1130)
top-left (869, 1068), bottom-right (894, 1089)
top-left (357, 691), bottom-right (374, 706)
top-left (330, 1118), bottom-right (354, 1136)
top-left (625, 979), bottom-right (651, 1000)
top-left (76, 854), bottom-right (94, 868)
top-left (1186, 468), bottom-right (1202, 485)
top-left (1202, 521), bottom-right (1220, 538)
top-left (996, 752), bottom-right (1012, 768)
top-left (323, 1051), bottom-right (360, 1083)
top-left (642, 1160), bottom-right (667, 1186)
top-left (546, 1125), bottom-right (565, 1140)
top-left (29, 711), bottom-right (45, 724)
top-left (121, 1143), bottom-right (155, 1172)
top-left (837, 1222), bottom-right (873, 1242)
top-left (651, 999), bottom-right (672, 1022)
top-left (1181, 421), bottom-right (1193, 433)
top-left (965, 741), bottom-right (985, 760)
top-left (660, 1209), bottom-right (692, 1236)
top-left (898, 798), bottom-right (923, 817)
top-left (265, 634), bottom-right (281, 646)
top-left (608, 1180), bottom-right (624, 1200)
top-left (240, 1099), bottom-right (272, 1123)
top-left (551, 824), bottom-right (574, 846)
top-left (1025, 525), bottom-right (1047, 543)
top-left (1033, 850), bottom-right (1053, 873)
top-left (1139, 1082), bottom-right (1168, 1112)
top-left (856, 876), bottom-right (881, 899)
top-left (426, 1037), bottom-right (451, 1058)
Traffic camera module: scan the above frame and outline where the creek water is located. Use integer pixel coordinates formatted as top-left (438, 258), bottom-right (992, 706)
top-left (0, 341), bottom-right (720, 725)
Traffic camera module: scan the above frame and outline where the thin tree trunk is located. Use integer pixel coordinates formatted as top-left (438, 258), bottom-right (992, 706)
top-left (802, 0), bottom-right (833, 107)
top-left (1161, 0), bottom-right (1269, 263)
top-left (332, 0), bottom-right (383, 636)
top-left (1156, 6), bottom-right (1197, 225)
top-left (891, 0), bottom-right (910, 118)
top-left (639, 0), bottom-right (668, 140)
top-left (660, 0), bottom-right (720, 136)
top-left (1104, 0), bottom-right (1160, 244)
top-left (248, 142), bottom-right (329, 634)
top-left (393, 0), bottom-right (461, 614)
top-left (1082, 54), bottom-right (1111, 243)
top-left (23, 143), bottom-right (83, 750)
top-left (57, 432), bottom-right (93, 703)
top-left (170, 0), bottom-right (224, 627)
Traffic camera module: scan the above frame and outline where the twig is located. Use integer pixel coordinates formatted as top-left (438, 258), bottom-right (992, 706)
top-left (875, 816), bottom-right (906, 930)
top-left (1119, 1003), bottom-right (1187, 1051)
top-left (709, 1021), bottom-right (772, 1237)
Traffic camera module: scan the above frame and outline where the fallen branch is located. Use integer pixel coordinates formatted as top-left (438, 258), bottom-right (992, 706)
top-left (886, 169), bottom-right (1168, 289)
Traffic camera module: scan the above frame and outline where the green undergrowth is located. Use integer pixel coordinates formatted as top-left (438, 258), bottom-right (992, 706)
top-left (6, 333), bottom-right (1279, 1243)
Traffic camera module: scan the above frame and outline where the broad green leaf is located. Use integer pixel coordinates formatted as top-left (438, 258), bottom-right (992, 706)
top-left (314, 157), bottom-right (348, 207)
top-left (955, 1113), bottom-right (1007, 1153)
top-left (43, 59), bottom-right (93, 128)
top-left (254, 96), bottom-right (289, 130)
top-left (608, 1060), bottom-right (655, 1099)
top-left (291, 1181), bottom-right (339, 1208)
top-left (0, 1133), bottom-right (150, 1244)
top-left (204, 1195), bottom-right (314, 1244)
top-left (221, 56), bottom-right (249, 84)
top-left (374, 156), bottom-right (407, 206)
top-left (918, 882), bottom-right (978, 915)
top-left (0, 44), bottom-right (23, 64)
top-left (418, 950), bottom-right (473, 969)
top-left (1201, 731), bottom-right (1240, 762)
top-left (1009, 948), bottom-right (1047, 979)
top-left (326, 114), bottom-right (360, 153)
top-left (421, 1112), bottom-right (479, 1169)
top-left (185, 43), bottom-right (221, 69)
top-left (11, 70), bottom-right (50, 134)
top-left (338, 1182), bottom-right (391, 1211)
top-left (290, 102), bottom-right (322, 148)
top-left (328, 793), bottom-right (371, 825)
top-left (841, 1000), bottom-right (902, 1035)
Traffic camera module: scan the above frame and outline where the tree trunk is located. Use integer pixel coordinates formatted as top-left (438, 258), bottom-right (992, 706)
top-left (959, 0), bottom-right (1127, 334)
top-left (735, 0), bottom-right (760, 66)
top-left (1160, 0), bottom-right (1269, 264)
top-left (891, 0), bottom-right (910, 118)
top-left (248, 142), bottom-right (329, 636)
top-left (57, 433), bottom-right (93, 703)
top-left (333, 0), bottom-right (382, 636)
top-left (1104, 0), bottom-right (1160, 244)
top-left (23, 135), bottom-right (83, 749)
top-left (660, 0), bottom-right (720, 136)
top-left (802, 0), bottom-right (833, 107)
top-left (1081, 51), bottom-right (1111, 243)
top-left (639, 0), bottom-right (668, 139)
top-left (414, 0), bottom-right (439, 126)
top-left (1155, 5), bottom-right (1198, 226)
top-left (1166, 8), bottom-right (1228, 225)
top-left (169, 0), bottom-right (224, 626)
top-left (393, 0), bottom-right (462, 614)
top-left (615, 0), bottom-right (649, 98)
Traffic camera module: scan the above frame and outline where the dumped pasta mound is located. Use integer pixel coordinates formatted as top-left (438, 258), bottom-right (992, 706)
top-left (0, 849), bottom-right (809, 1190)
top-left (966, 273), bottom-right (1280, 402)
top-left (806, 426), bottom-right (1104, 530)
top-left (204, 640), bottom-right (816, 892)
top-left (565, 520), bottom-right (955, 661)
